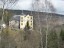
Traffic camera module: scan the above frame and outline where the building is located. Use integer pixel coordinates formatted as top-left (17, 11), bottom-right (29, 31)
top-left (9, 15), bottom-right (20, 29)
top-left (9, 14), bottom-right (33, 30)
top-left (9, 20), bottom-right (19, 29)
top-left (20, 15), bottom-right (33, 29)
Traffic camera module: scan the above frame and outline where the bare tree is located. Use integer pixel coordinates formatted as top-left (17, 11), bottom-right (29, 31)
top-left (0, 0), bottom-right (18, 25)
top-left (0, 0), bottom-right (19, 48)
top-left (31, 0), bottom-right (44, 48)
top-left (44, 0), bottom-right (57, 48)
top-left (31, 0), bottom-right (56, 48)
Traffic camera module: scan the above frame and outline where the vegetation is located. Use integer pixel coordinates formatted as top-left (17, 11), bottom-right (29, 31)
top-left (24, 21), bottom-right (30, 31)
top-left (0, 0), bottom-right (64, 48)
top-left (0, 28), bottom-right (41, 48)
top-left (0, 10), bottom-right (64, 48)
top-left (60, 29), bottom-right (64, 41)
top-left (0, 26), bottom-right (64, 48)
top-left (48, 29), bottom-right (58, 48)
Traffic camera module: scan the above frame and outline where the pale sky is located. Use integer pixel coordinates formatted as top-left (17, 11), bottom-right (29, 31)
top-left (11, 0), bottom-right (32, 10)
top-left (12, 0), bottom-right (64, 14)
top-left (0, 0), bottom-right (64, 14)
top-left (50, 0), bottom-right (64, 14)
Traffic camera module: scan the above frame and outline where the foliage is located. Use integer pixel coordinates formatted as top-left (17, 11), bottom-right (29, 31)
top-left (1, 28), bottom-right (18, 48)
top-left (48, 30), bottom-right (58, 48)
top-left (60, 29), bottom-right (64, 41)
top-left (0, 27), bottom-right (41, 48)
top-left (0, 9), bottom-right (2, 20)
top-left (4, 10), bottom-right (13, 25)
top-left (24, 21), bottom-right (30, 31)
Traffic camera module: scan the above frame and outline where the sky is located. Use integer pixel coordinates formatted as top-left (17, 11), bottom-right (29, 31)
top-left (0, 0), bottom-right (64, 14)
top-left (12, 0), bottom-right (32, 10)
top-left (12, 0), bottom-right (64, 14)
top-left (50, 0), bottom-right (64, 14)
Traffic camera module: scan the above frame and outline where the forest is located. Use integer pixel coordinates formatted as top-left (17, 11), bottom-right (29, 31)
top-left (0, 0), bottom-right (64, 48)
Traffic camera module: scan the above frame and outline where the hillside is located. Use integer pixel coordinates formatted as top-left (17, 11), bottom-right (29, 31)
top-left (0, 9), bottom-right (64, 29)
top-left (0, 9), bottom-right (64, 48)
